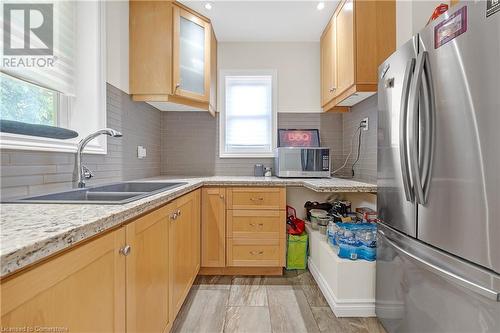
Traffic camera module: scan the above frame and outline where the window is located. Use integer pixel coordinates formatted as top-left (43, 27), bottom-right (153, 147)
top-left (0, 1), bottom-right (107, 154)
top-left (219, 70), bottom-right (277, 158)
top-left (0, 73), bottom-right (60, 126)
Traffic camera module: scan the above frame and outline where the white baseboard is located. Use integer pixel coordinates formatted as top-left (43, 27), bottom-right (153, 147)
top-left (308, 257), bottom-right (376, 317)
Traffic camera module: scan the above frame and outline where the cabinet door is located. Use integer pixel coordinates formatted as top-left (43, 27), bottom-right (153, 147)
top-left (201, 187), bottom-right (226, 267)
top-left (1, 229), bottom-right (126, 332)
top-left (170, 191), bottom-right (199, 317)
top-left (129, 1), bottom-right (173, 95)
top-left (192, 189), bottom-right (201, 274)
top-left (336, 0), bottom-right (355, 96)
top-left (321, 19), bottom-right (337, 106)
top-left (126, 204), bottom-right (174, 333)
top-left (173, 6), bottom-right (211, 102)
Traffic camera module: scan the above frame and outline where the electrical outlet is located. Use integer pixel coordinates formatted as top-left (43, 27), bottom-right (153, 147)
top-left (361, 117), bottom-right (369, 131)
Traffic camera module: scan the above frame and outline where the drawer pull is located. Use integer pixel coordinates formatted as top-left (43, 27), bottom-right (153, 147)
top-left (249, 223), bottom-right (264, 228)
top-left (250, 251), bottom-right (264, 256)
top-left (250, 197), bottom-right (264, 202)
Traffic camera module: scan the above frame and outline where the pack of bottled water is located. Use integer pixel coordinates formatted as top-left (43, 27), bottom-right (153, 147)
top-left (327, 222), bottom-right (377, 261)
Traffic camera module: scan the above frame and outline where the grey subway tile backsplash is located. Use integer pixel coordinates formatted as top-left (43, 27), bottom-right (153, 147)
top-left (1, 86), bottom-right (378, 200)
top-left (0, 84), bottom-right (162, 200)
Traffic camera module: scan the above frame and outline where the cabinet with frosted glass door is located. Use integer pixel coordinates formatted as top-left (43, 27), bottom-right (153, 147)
top-left (172, 5), bottom-right (211, 103)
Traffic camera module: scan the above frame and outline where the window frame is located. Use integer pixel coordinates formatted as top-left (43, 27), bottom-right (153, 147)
top-left (0, 1), bottom-right (107, 154)
top-left (218, 69), bottom-right (278, 158)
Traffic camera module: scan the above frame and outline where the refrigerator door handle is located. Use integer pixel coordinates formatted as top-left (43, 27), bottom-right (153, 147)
top-left (379, 229), bottom-right (500, 302)
top-left (419, 53), bottom-right (436, 204)
top-left (408, 51), bottom-right (427, 204)
top-left (399, 58), bottom-right (416, 202)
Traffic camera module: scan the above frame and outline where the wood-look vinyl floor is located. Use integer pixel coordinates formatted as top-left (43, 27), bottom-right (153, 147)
top-left (172, 270), bottom-right (386, 333)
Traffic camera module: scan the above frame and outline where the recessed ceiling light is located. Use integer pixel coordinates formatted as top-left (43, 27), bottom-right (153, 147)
top-left (317, 2), bottom-right (325, 10)
top-left (205, 2), bottom-right (212, 10)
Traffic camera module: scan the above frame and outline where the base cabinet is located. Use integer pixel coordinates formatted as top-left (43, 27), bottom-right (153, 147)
top-left (201, 187), bottom-right (226, 267)
top-left (170, 190), bottom-right (200, 318)
top-left (0, 228), bottom-right (126, 332)
top-left (0, 190), bottom-right (201, 333)
top-left (201, 187), bottom-right (286, 274)
top-left (126, 203), bottom-right (175, 333)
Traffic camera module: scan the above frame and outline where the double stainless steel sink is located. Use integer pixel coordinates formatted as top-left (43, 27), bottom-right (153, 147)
top-left (6, 182), bottom-right (187, 204)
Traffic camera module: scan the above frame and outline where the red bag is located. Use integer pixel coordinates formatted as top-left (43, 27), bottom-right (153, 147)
top-left (286, 206), bottom-right (305, 235)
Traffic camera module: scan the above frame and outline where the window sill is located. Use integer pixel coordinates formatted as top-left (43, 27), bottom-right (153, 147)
top-left (0, 133), bottom-right (107, 154)
top-left (219, 152), bottom-right (274, 159)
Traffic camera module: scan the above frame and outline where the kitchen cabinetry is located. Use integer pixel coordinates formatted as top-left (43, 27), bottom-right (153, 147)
top-left (126, 203), bottom-right (175, 333)
top-left (0, 228), bottom-right (126, 332)
top-left (226, 187), bottom-right (286, 268)
top-left (321, 19), bottom-right (337, 107)
top-left (130, 1), bottom-right (217, 114)
top-left (0, 190), bottom-right (201, 332)
top-left (321, 0), bottom-right (396, 111)
top-left (201, 187), bottom-right (226, 267)
top-left (169, 189), bottom-right (200, 318)
top-left (201, 187), bottom-right (286, 274)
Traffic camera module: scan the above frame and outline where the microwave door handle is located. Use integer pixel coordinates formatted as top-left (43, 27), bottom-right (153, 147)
top-left (400, 58), bottom-right (416, 202)
top-left (301, 150), bottom-right (307, 171)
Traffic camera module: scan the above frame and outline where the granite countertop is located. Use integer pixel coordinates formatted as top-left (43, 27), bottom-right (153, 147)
top-left (0, 176), bottom-right (376, 277)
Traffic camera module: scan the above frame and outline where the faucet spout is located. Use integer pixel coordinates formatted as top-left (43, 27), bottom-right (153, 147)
top-left (74, 128), bottom-right (123, 188)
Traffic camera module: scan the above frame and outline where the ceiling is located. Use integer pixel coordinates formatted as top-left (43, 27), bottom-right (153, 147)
top-left (179, 1), bottom-right (339, 42)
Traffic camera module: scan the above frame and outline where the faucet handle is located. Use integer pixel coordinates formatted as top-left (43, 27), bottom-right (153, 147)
top-left (82, 165), bottom-right (93, 180)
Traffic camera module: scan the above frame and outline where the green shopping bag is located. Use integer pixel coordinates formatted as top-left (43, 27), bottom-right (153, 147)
top-left (286, 232), bottom-right (308, 270)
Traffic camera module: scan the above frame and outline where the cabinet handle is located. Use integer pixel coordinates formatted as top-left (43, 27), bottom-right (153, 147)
top-left (329, 87), bottom-right (336, 93)
top-left (119, 245), bottom-right (131, 256)
top-left (249, 251), bottom-right (264, 256)
top-left (170, 212), bottom-right (178, 221)
top-left (250, 197), bottom-right (264, 202)
top-left (177, 209), bottom-right (181, 217)
top-left (175, 83), bottom-right (181, 93)
top-left (219, 194), bottom-right (224, 199)
top-left (249, 223), bottom-right (264, 228)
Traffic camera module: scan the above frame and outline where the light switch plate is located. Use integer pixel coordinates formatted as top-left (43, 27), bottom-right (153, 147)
top-left (137, 146), bottom-right (147, 159)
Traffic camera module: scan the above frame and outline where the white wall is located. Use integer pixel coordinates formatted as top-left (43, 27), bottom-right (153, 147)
top-left (218, 42), bottom-right (322, 113)
top-left (106, 1), bottom-right (129, 93)
top-left (396, 0), bottom-right (451, 47)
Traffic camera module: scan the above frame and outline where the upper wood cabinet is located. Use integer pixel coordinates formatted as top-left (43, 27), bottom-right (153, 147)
top-left (201, 187), bottom-right (226, 267)
top-left (320, 19), bottom-right (336, 107)
top-left (1, 228), bottom-right (126, 332)
top-left (130, 1), bottom-right (217, 115)
top-left (126, 203), bottom-right (175, 333)
top-left (321, 0), bottom-right (396, 111)
top-left (172, 6), bottom-right (211, 103)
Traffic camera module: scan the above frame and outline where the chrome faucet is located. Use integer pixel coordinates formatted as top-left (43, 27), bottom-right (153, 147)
top-left (74, 128), bottom-right (123, 188)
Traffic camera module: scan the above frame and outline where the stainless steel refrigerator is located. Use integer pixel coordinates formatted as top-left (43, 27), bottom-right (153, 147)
top-left (376, 2), bottom-right (500, 332)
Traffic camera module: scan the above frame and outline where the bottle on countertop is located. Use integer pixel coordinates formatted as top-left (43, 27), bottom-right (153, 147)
top-left (264, 167), bottom-right (272, 177)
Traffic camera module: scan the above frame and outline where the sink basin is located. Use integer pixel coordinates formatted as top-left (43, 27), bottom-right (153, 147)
top-left (5, 182), bottom-right (187, 204)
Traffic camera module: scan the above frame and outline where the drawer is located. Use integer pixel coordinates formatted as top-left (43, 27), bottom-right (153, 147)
top-left (227, 210), bottom-right (286, 239)
top-left (227, 238), bottom-right (285, 267)
top-left (226, 187), bottom-right (286, 210)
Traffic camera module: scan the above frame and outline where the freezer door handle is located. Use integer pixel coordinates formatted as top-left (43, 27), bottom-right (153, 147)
top-left (399, 58), bottom-right (416, 202)
top-left (408, 51), bottom-right (427, 204)
top-left (379, 229), bottom-right (500, 302)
